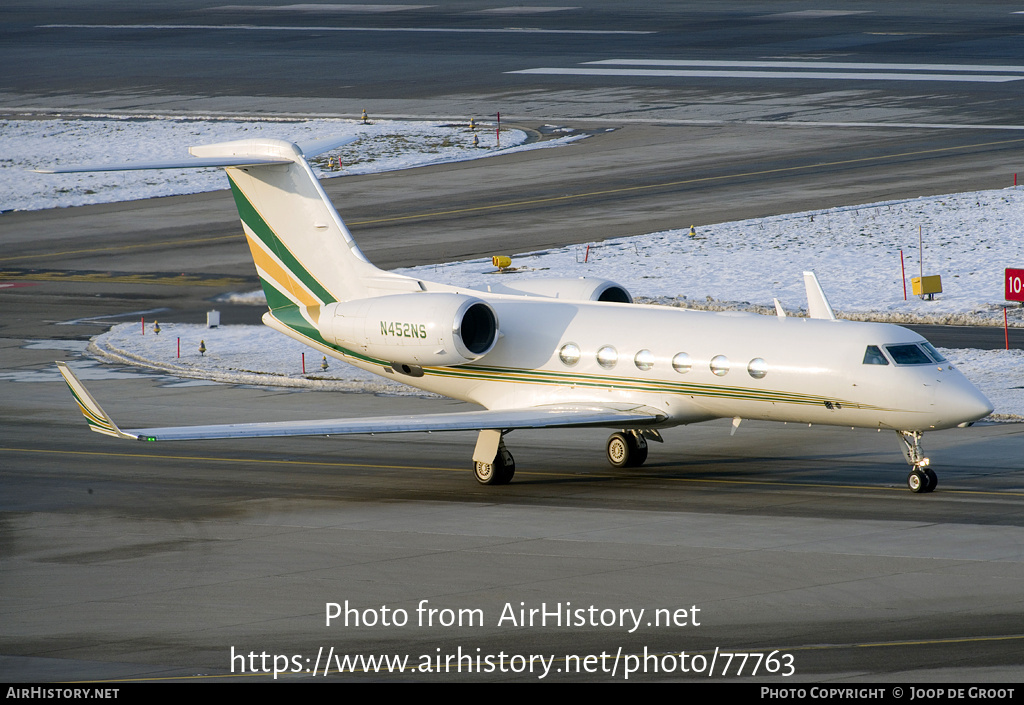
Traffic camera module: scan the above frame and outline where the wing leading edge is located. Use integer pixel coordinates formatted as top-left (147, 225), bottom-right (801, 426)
top-left (56, 362), bottom-right (665, 442)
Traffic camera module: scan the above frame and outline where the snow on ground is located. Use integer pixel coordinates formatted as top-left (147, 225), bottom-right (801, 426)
top-left (90, 322), bottom-right (423, 396)
top-left (1, 116), bottom-right (585, 211)
top-left (396, 188), bottom-right (1024, 328)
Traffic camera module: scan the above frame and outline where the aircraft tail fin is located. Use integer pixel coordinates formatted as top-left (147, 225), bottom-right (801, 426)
top-left (199, 138), bottom-right (384, 308)
top-left (37, 136), bottom-right (397, 308)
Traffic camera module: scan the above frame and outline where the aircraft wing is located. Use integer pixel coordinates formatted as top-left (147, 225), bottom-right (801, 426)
top-left (57, 362), bottom-right (665, 442)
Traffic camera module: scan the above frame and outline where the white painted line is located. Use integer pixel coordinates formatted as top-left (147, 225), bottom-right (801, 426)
top-left (508, 67), bottom-right (1024, 82)
top-left (208, 4), bottom-right (433, 11)
top-left (471, 6), bottom-right (578, 13)
top-left (586, 59), bottom-right (1024, 73)
top-left (533, 117), bottom-right (1024, 131)
top-left (41, 23), bottom-right (651, 35)
top-left (759, 10), bottom-right (872, 18)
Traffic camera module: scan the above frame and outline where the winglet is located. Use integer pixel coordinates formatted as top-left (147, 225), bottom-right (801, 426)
top-left (802, 271), bottom-right (837, 321)
top-left (55, 362), bottom-right (138, 440)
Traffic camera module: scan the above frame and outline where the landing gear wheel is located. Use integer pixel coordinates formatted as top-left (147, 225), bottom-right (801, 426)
top-left (607, 433), bottom-right (630, 468)
top-left (606, 432), bottom-right (648, 468)
top-left (924, 468), bottom-right (938, 493)
top-left (474, 447), bottom-right (515, 485)
top-left (907, 469), bottom-right (928, 494)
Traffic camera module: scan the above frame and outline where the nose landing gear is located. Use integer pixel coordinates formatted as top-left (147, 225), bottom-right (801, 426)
top-left (897, 430), bottom-right (937, 493)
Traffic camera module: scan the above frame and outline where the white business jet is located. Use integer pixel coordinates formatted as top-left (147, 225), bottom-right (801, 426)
top-left (46, 136), bottom-right (993, 493)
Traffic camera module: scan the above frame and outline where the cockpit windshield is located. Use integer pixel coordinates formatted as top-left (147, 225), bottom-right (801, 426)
top-left (920, 342), bottom-right (946, 363)
top-left (885, 344), bottom-right (935, 365)
top-left (864, 342), bottom-right (948, 366)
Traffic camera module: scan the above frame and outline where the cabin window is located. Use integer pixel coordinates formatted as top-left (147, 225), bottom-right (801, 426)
top-left (634, 349), bottom-right (654, 371)
top-left (672, 352), bottom-right (692, 374)
top-left (710, 355), bottom-right (730, 377)
top-left (596, 345), bottom-right (618, 369)
top-left (862, 346), bottom-right (888, 365)
top-left (558, 343), bottom-right (581, 367)
top-left (885, 344), bottom-right (932, 366)
top-left (747, 358), bottom-right (768, 379)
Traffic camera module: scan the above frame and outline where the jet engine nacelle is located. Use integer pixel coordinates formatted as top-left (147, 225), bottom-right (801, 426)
top-left (323, 293), bottom-right (499, 368)
top-left (490, 277), bottom-right (633, 303)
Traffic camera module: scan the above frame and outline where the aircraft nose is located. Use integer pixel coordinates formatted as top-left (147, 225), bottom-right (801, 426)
top-left (943, 376), bottom-right (993, 426)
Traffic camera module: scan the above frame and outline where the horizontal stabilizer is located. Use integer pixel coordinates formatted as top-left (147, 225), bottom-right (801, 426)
top-left (34, 136), bottom-right (358, 173)
top-left (34, 156), bottom-right (291, 174)
top-left (56, 363), bottom-right (664, 442)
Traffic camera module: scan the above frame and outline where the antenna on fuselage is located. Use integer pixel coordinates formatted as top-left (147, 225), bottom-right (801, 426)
top-left (802, 271), bottom-right (837, 321)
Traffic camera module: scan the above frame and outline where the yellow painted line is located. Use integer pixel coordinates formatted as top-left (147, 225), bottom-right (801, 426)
top-left (6, 136), bottom-right (1024, 264)
top-left (851, 634), bottom-right (1024, 649)
top-left (5, 446), bottom-right (1024, 496)
top-left (1, 446), bottom-right (444, 473)
top-left (0, 270), bottom-right (248, 287)
top-left (0, 234), bottom-right (239, 263)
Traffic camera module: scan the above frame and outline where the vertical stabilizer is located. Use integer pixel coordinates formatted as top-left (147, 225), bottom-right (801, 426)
top-left (199, 139), bottom-right (382, 308)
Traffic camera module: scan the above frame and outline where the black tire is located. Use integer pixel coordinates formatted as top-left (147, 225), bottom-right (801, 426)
top-left (924, 468), bottom-right (938, 493)
top-left (627, 433), bottom-right (649, 467)
top-left (495, 447), bottom-right (515, 484)
top-left (907, 469), bottom-right (928, 493)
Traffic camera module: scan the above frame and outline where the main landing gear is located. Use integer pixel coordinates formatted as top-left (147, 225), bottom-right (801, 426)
top-left (472, 428), bottom-right (662, 485)
top-left (606, 430), bottom-right (658, 468)
top-left (473, 429), bottom-right (515, 485)
top-left (897, 430), bottom-right (937, 493)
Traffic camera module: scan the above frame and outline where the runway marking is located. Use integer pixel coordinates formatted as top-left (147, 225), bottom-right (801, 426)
top-left (41, 23), bottom-right (652, 35)
top-left (5, 137), bottom-right (1024, 262)
top-left (471, 6), bottom-right (579, 13)
top-left (760, 10), bottom-right (872, 18)
top-left (6, 447), bottom-right (1024, 497)
top-left (586, 58), bottom-right (1024, 73)
top-left (550, 117), bottom-right (1024, 130)
top-left (59, 307), bottom-right (171, 326)
top-left (208, 4), bottom-right (433, 12)
top-left (510, 67), bottom-right (1024, 83)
